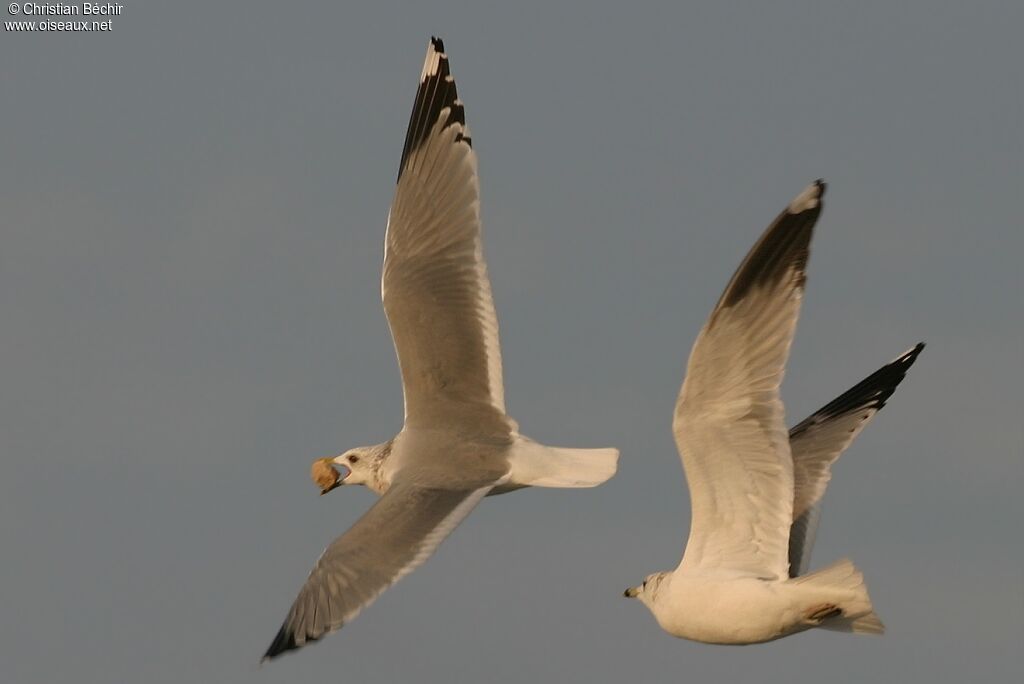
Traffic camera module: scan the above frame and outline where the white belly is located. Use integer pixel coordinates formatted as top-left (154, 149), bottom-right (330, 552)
top-left (654, 575), bottom-right (810, 644)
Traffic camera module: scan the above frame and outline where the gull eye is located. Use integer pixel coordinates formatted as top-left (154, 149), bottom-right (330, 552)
top-left (348, 455), bottom-right (360, 464)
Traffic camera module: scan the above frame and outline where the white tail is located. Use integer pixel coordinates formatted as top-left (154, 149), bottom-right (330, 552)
top-left (507, 438), bottom-right (619, 489)
top-left (795, 558), bottom-right (885, 634)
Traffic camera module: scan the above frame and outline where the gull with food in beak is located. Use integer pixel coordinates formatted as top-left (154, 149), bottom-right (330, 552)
top-left (262, 37), bottom-right (619, 662)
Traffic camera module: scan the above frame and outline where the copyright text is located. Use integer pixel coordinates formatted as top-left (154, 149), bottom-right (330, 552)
top-left (6, 3), bottom-right (123, 31)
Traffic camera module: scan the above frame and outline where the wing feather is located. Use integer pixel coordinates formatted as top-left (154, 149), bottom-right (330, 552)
top-left (384, 38), bottom-right (509, 432)
top-left (263, 481), bottom-right (490, 660)
top-left (673, 181), bottom-right (824, 579)
top-left (787, 342), bottom-right (924, 575)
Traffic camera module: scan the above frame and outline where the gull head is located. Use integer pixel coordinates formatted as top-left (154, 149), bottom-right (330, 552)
top-left (310, 447), bottom-right (376, 495)
top-left (624, 571), bottom-right (669, 606)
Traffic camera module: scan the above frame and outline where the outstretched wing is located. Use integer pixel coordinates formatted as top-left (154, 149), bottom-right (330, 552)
top-left (673, 181), bottom-right (824, 580)
top-left (383, 38), bottom-right (510, 433)
top-left (263, 480), bottom-right (491, 660)
top-left (787, 343), bottom-right (924, 576)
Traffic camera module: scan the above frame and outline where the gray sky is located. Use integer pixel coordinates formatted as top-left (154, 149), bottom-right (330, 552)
top-left (2, 1), bottom-right (1021, 682)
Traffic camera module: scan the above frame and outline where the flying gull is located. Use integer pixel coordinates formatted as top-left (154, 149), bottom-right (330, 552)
top-left (262, 38), bottom-right (618, 661)
top-left (623, 180), bottom-right (923, 643)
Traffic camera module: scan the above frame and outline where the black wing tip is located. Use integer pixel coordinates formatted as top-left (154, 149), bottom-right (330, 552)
top-left (717, 181), bottom-right (824, 311)
top-left (397, 37), bottom-right (470, 181)
top-left (872, 342), bottom-right (925, 406)
top-left (261, 624), bottom-right (298, 662)
top-left (866, 341), bottom-right (926, 407)
top-left (261, 622), bottom-right (324, 662)
top-left (422, 37), bottom-right (447, 81)
top-left (793, 342), bottom-right (925, 434)
top-left (899, 341), bottom-right (926, 365)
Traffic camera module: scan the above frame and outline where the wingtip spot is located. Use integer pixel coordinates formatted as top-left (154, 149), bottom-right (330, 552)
top-left (420, 37), bottom-right (449, 82)
top-left (896, 342), bottom-right (926, 366)
top-left (788, 179), bottom-right (827, 214)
